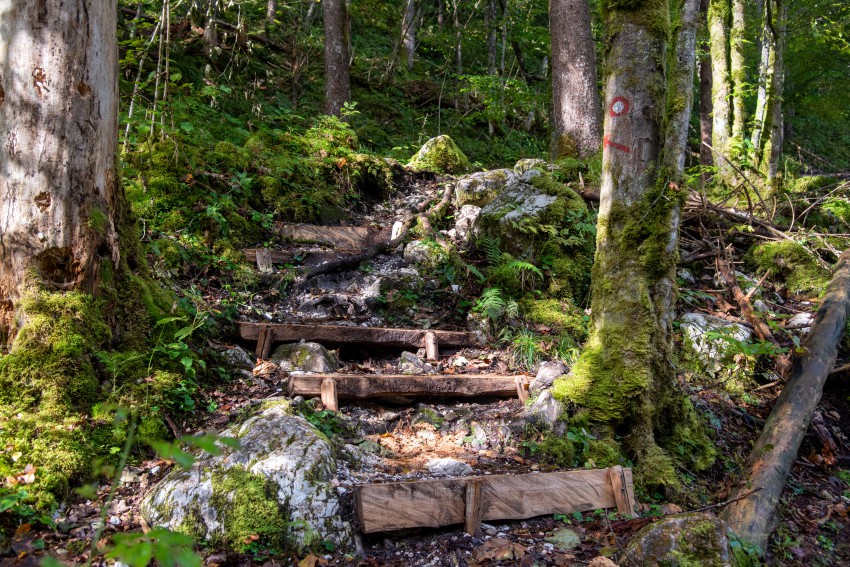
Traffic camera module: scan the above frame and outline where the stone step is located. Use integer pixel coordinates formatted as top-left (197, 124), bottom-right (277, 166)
top-left (288, 373), bottom-right (531, 410)
top-left (239, 321), bottom-right (481, 359)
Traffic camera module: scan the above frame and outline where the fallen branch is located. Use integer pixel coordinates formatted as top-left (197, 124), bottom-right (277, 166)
top-left (721, 249), bottom-right (850, 550)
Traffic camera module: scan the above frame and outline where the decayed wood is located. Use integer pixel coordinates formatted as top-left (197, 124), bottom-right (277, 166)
top-left (608, 465), bottom-right (636, 517)
top-left (721, 250), bottom-right (850, 551)
top-left (240, 322), bottom-right (479, 350)
top-left (464, 479), bottom-right (485, 536)
top-left (424, 331), bottom-right (439, 361)
top-left (716, 252), bottom-right (791, 378)
top-left (355, 468), bottom-right (634, 533)
top-left (289, 374), bottom-right (522, 400)
top-left (320, 378), bottom-right (338, 412)
top-left (811, 411), bottom-right (837, 466)
top-left (276, 223), bottom-right (390, 250)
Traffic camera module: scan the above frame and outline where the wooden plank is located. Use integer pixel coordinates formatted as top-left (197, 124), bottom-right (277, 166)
top-left (243, 248), bottom-right (291, 265)
top-left (424, 331), bottom-right (439, 361)
top-left (356, 468), bottom-right (634, 533)
top-left (256, 327), bottom-right (272, 359)
top-left (289, 374), bottom-right (521, 399)
top-left (320, 378), bottom-right (338, 412)
top-left (514, 375), bottom-right (530, 404)
top-left (464, 479), bottom-right (485, 536)
top-left (608, 465), bottom-right (635, 517)
top-left (276, 223), bottom-right (390, 249)
top-left (239, 322), bottom-right (479, 349)
top-left (255, 248), bottom-right (274, 273)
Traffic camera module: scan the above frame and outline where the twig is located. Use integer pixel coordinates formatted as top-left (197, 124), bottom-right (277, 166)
top-left (689, 488), bottom-right (762, 514)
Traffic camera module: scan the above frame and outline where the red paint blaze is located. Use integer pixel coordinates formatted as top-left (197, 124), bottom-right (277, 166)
top-left (603, 136), bottom-right (631, 153)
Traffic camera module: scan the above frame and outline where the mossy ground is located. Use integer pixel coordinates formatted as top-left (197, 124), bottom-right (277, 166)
top-left (747, 240), bottom-right (830, 295)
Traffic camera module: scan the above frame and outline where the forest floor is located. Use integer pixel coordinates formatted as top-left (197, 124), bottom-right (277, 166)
top-left (7, 172), bottom-right (850, 567)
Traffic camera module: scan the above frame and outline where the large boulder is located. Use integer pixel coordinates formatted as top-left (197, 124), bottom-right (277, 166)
top-left (407, 135), bottom-right (470, 175)
top-left (271, 341), bottom-right (338, 373)
top-left (140, 402), bottom-right (353, 553)
top-left (623, 513), bottom-right (739, 566)
top-left (454, 169), bottom-right (519, 207)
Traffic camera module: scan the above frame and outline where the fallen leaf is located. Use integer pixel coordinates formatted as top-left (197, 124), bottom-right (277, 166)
top-left (298, 555), bottom-right (319, 567)
top-left (474, 538), bottom-right (527, 561)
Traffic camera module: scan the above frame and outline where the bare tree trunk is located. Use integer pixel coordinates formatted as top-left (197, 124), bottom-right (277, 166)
top-left (303, 0), bottom-right (319, 32)
top-left (765, 0), bottom-right (786, 182)
top-left (454, 0), bottom-right (468, 111)
top-left (729, 0), bottom-right (746, 146)
top-left (750, 0), bottom-right (774, 164)
top-left (0, 0), bottom-right (122, 339)
top-left (708, 0), bottom-right (733, 180)
top-left (267, 0), bottom-right (276, 23)
top-left (549, 0), bottom-right (603, 158)
top-left (402, 0), bottom-right (416, 70)
top-left (437, 0), bottom-right (444, 29)
top-left (323, 0), bottom-right (351, 116)
top-left (557, 0), bottom-right (713, 487)
top-left (203, 0), bottom-right (219, 57)
top-left (722, 250), bottom-right (850, 551)
top-left (699, 0), bottom-right (714, 184)
top-left (486, 0), bottom-right (497, 136)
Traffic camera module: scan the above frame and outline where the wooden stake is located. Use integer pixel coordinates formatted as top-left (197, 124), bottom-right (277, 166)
top-left (514, 376), bottom-right (530, 403)
top-left (424, 331), bottom-right (439, 361)
top-left (464, 479), bottom-right (485, 536)
top-left (320, 378), bottom-right (338, 412)
top-left (608, 465), bottom-right (636, 517)
top-left (256, 327), bottom-right (272, 359)
top-left (255, 247), bottom-right (273, 273)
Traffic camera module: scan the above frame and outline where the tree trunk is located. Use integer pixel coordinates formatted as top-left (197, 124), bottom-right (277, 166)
top-left (437, 0), bottom-right (444, 29)
top-left (323, 0), bottom-right (351, 116)
top-left (486, 0), bottom-right (497, 136)
top-left (203, 0), bottom-right (219, 57)
top-left (699, 0), bottom-right (714, 184)
top-left (267, 0), bottom-right (276, 23)
top-left (403, 0), bottom-right (416, 71)
top-left (556, 0), bottom-right (713, 488)
top-left (765, 0), bottom-right (785, 183)
top-left (0, 0), bottom-right (122, 340)
top-left (729, 0), bottom-right (746, 146)
top-left (708, 0), bottom-right (732, 180)
top-left (549, 0), bottom-right (603, 158)
top-left (721, 250), bottom-right (850, 551)
top-left (454, 1), bottom-right (468, 111)
top-left (750, 0), bottom-right (774, 164)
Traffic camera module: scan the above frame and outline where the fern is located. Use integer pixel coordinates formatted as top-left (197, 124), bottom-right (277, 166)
top-left (474, 287), bottom-right (507, 320)
top-left (480, 236), bottom-right (503, 267)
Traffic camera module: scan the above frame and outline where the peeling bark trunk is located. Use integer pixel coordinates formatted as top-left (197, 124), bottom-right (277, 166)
top-left (323, 0), bottom-right (351, 116)
top-left (722, 250), bottom-right (850, 551)
top-left (486, 0), bottom-right (497, 136)
top-left (402, 0), bottom-right (416, 71)
top-left (267, 0), bottom-right (276, 23)
top-left (549, 0), bottom-right (602, 158)
top-left (0, 0), bottom-right (122, 341)
top-left (454, 1), bottom-right (468, 111)
top-left (708, 0), bottom-right (732, 180)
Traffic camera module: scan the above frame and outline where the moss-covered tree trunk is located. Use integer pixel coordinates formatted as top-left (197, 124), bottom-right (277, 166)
top-left (699, 0), bottom-right (714, 184)
top-left (729, 0), bottom-right (746, 146)
top-left (764, 0), bottom-right (785, 183)
top-left (708, 0), bottom-right (733, 180)
top-left (549, 0), bottom-right (603, 158)
top-left (554, 0), bottom-right (714, 488)
top-left (750, 0), bottom-right (775, 163)
top-left (402, 0), bottom-right (416, 70)
top-left (0, 0), bottom-right (122, 341)
top-left (323, 0), bottom-right (351, 116)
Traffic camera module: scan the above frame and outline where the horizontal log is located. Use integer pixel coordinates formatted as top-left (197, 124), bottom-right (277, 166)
top-left (242, 248), bottom-right (292, 264)
top-left (276, 222), bottom-right (390, 250)
top-left (288, 374), bottom-right (523, 399)
top-left (355, 468), bottom-right (634, 533)
top-left (238, 322), bottom-right (480, 349)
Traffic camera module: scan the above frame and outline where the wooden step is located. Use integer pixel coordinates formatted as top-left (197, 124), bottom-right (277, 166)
top-left (355, 466), bottom-right (636, 535)
top-left (289, 374), bottom-right (530, 406)
top-left (276, 222), bottom-right (391, 250)
top-left (240, 322), bottom-right (481, 359)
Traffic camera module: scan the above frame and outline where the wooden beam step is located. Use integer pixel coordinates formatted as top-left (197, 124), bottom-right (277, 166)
top-left (239, 322), bottom-right (480, 350)
top-left (289, 374), bottom-right (526, 400)
top-left (276, 222), bottom-right (391, 250)
top-left (355, 467), bottom-right (636, 534)
top-left (243, 248), bottom-right (292, 265)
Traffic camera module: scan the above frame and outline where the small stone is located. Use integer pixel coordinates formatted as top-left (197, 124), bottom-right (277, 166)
top-left (753, 299), bottom-right (771, 312)
top-left (454, 204), bottom-right (482, 240)
top-left (221, 346), bottom-right (254, 371)
top-left (453, 356), bottom-right (469, 368)
top-left (398, 351), bottom-right (435, 375)
top-left (786, 312), bottom-right (815, 329)
top-left (425, 458), bottom-right (473, 476)
top-left (544, 528), bottom-right (580, 551)
top-left (271, 341), bottom-right (338, 373)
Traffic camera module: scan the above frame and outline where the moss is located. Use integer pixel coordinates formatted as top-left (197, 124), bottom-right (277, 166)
top-left (584, 437), bottom-right (629, 468)
top-left (520, 298), bottom-right (588, 342)
top-left (208, 467), bottom-right (290, 552)
top-left (535, 436), bottom-right (576, 468)
top-left (747, 240), bottom-right (830, 294)
top-left (407, 135), bottom-right (470, 175)
top-left (87, 206), bottom-right (108, 234)
top-left (550, 133), bottom-right (580, 160)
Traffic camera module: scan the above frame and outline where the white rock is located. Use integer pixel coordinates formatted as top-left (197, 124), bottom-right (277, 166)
top-left (522, 390), bottom-right (564, 434)
top-left (140, 403), bottom-right (353, 552)
top-left (454, 204), bottom-right (482, 241)
top-left (680, 312), bottom-right (751, 363)
top-left (530, 361), bottom-right (567, 393)
top-left (271, 341), bottom-right (338, 373)
top-left (391, 220), bottom-right (404, 241)
top-left (221, 346), bottom-right (254, 371)
top-left (426, 458), bottom-right (473, 476)
top-left (404, 239), bottom-right (449, 266)
top-left (786, 312), bottom-right (815, 329)
top-left (454, 169), bottom-right (519, 208)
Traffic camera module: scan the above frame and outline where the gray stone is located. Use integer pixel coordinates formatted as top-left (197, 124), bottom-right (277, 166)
top-left (454, 204), bottom-right (482, 240)
top-left (425, 458), bottom-right (473, 477)
top-left (522, 390), bottom-right (565, 434)
top-left (398, 351), bottom-right (436, 375)
top-left (786, 312), bottom-right (815, 329)
top-left (140, 402), bottom-right (353, 552)
top-left (467, 312), bottom-right (491, 344)
top-left (624, 513), bottom-right (735, 567)
top-left (530, 361), bottom-right (567, 393)
top-left (271, 341), bottom-right (338, 373)
top-left (406, 135), bottom-right (470, 175)
top-left (403, 239), bottom-right (449, 267)
top-left (514, 158), bottom-right (547, 174)
top-left (680, 312), bottom-right (752, 366)
top-left (545, 527), bottom-right (581, 551)
top-left (753, 299), bottom-right (771, 313)
top-left (220, 346), bottom-right (254, 371)
top-left (454, 169), bottom-right (520, 207)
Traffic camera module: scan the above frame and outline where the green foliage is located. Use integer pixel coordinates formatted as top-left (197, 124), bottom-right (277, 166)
top-left (107, 528), bottom-right (201, 567)
top-left (747, 240), bottom-right (830, 295)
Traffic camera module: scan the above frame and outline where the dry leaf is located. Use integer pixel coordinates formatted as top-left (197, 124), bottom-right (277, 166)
top-left (298, 555), bottom-right (319, 567)
top-left (474, 538), bottom-right (527, 562)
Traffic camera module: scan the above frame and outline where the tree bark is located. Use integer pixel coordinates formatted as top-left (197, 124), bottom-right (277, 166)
top-left (402, 0), bottom-right (416, 70)
top-left (0, 0), bottom-right (122, 340)
top-left (699, 0), bottom-right (714, 183)
top-left (203, 0), bottom-right (219, 57)
top-left (721, 250), bottom-right (850, 551)
top-left (454, 0), bottom-right (468, 111)
top-left (559, 0), bottom-right (712, 486)
top-left (267, 0), bottom-right (276, 23)
top-left (765, 0), bottom-right (785, 182)
top-left (729, 0), bottom-right (746, 145)
top-left (548, 0), bottom-right (603, 159)
top-left (750, 0), bottom-right (774, 164)
top-left (708, 0), bottom-right (733, 180)
top-left (323, 0), bottom-right (351, 116)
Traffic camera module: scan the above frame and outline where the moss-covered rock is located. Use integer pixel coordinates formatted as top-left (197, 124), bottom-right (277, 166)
top-left (679, 312), bottom-right (755, 393)
top-left (140, 403), bottom-right (353, 553)
top-left (454, 169), bottom-right (519, 207)
top-left (407, 135), bottom-right (470, 175)
top-left (747, 240), bottom-right (830, 295)
top-left (271, 342), bottom-right (338, 373)
top-left (623, 513), bottom-right (739, 566)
